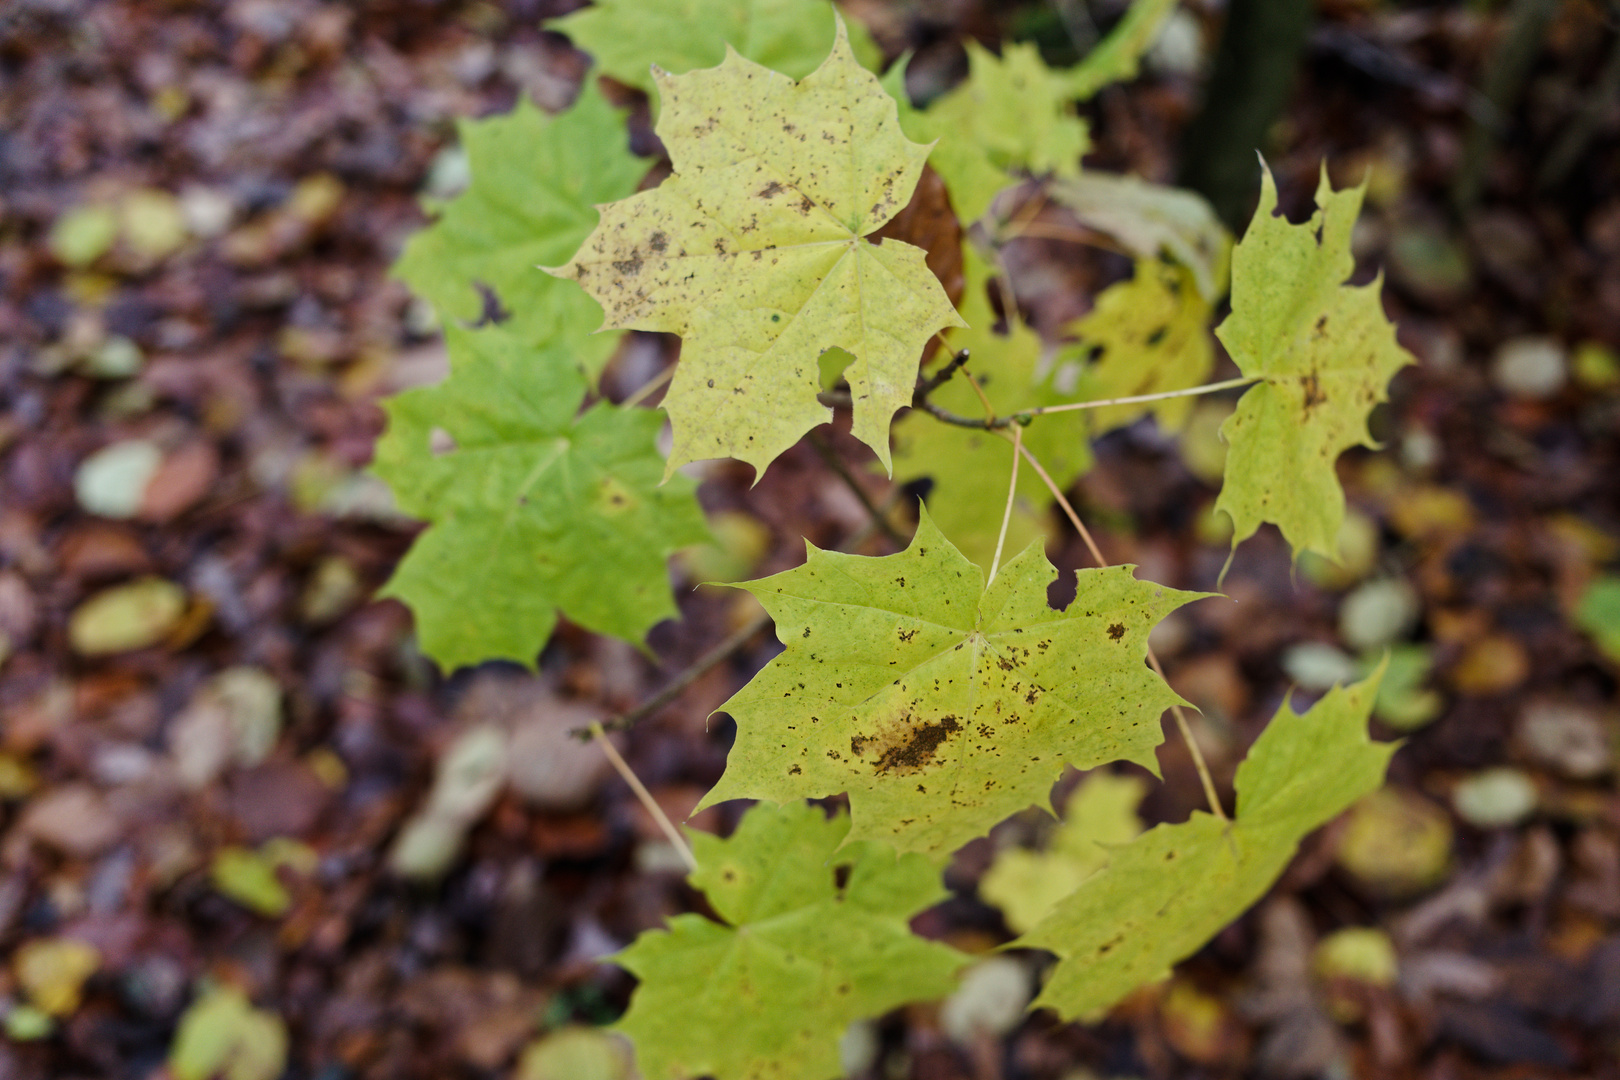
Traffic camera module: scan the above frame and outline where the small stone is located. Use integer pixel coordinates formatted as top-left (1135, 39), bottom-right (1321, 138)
top-left (1452, 767), bottom-right (1537, 828)
top-left (17, 784), bottom-right (122, 857)
top-left (1336, 788), bottom-right (1452, 896)
top-left (1517, 701), bottom-right (1614, 779)
top-left (67, 577), bottom-right (186, 655)
top-left (1339, 578), bottom-right (1419, 652)
top-left (75, 440), bottom-right (163, 519)
top-left (1491, 337), bottom-right (1567, 399)
top-left (939, 957), bottom-right (1031, 1042)
top-left (1282, 642), bottom-right (1358, 691)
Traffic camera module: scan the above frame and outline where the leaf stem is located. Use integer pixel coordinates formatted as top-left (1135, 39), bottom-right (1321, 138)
top-left (987, 423), bottom-right (1023, 586)
top-left (1009, 435), bottom-right (1229, 822)
top-left (590, 721), bottom-right (698, 872)
top-left (621, 364), bottom-right (675, 408)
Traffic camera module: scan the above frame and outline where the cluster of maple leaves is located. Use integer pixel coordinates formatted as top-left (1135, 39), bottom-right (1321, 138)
top-left (372, 5), bottom-right (1415, 1077)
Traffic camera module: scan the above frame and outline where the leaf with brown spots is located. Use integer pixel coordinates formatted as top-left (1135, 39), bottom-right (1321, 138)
top-left (1017, 665), bottom-right (1394, 1021)
top-left (614, 800), bottom-right (965, 1080)
top-left (549, 20), bottom-right (964, 479)
top-left (1214, 164), bottom-right (1415, 563)
top-left (698, 507), bottom-right (1209, 857)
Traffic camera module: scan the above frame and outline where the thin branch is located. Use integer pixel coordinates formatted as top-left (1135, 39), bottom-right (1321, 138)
top-left (1010, 434), bottom-right (1229, 822)
top-left (1016, 376), bottom-right (1258, 419)
top-left (916, 348), bottom-right (972, 400)
top-left (622, 364), bottom-right (675, 408)
top-left (590, 721), bottom-right (698, 871)
top-left (592, 611), bottom-right (772, 735)
top-left (808, 430), bottom-right (906, 548)
top-left (988, 423), bottom-right (1023, 586)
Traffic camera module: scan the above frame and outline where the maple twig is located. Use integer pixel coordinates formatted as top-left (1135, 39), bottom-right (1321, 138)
top-left (987, 423), bottom-right (1023, 586)
top-left (915, 348), bottom-right (972, 399)
top-left (902, 376), bottom-right (1258, 432)
top-left (621, 363), bottom-right (676, 408)
top-left (1009, 434), bottom-right (1229, 822)
top-left (808, 430), bottom-right (906, 548)
top-left (1014, 376), bottom-right (1258, 419)
top-left (590, 721), bottom-right (698, 872)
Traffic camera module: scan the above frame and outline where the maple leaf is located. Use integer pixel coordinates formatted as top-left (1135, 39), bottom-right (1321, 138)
top-left (886, 43), bottom-right (1087, 224)
top-left (549, 21), bottom-right (965, 478)
top-left (978, 770), bottom-right (1146, 934)
top-left (548, 0), bottom-right (881, 97)
top-left (1067, 0), bottom-right (1179, 100)
top-left (891, 249), bottom-right (1092, 570)
top-left (1016, 665), bottom-right (1394, 1021)
top-left (1050, 257), bottom-right (1214, 435)
top-left (698, 507), bottom-right (1209, 857)
top-left (615, 800), bottom-right (964, 1080)
top-left (391, 84), bottom-right (644, 376)
top-left (371, 326), bottom-right (709, 670)
top-left (1214, 165), bottom-right (1415, 563)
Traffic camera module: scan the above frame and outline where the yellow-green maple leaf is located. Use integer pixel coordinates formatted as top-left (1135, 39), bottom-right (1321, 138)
top-left (892, 249), bottom-right (1092, 570)
top-left (1214, 166), bottom-right (1415, 562)
top-left (615, 801), bottom-right (964, 1080)
top-left (978, 770), bottom-right (1146, 934)
top-left (699, 507), bottom-right (1208, 857)
top-left (1050, 257), bottom-right (1214, 435)
top-left (1016, 665), bottom-right (1394, 1021)
top-left (886, 43), bottom-right (1086, 223)
top-left (549, 0), bottom-right (881, 97)
top-left (551, 21), bottom-right (964, 479)
top-left (391, 85), bottom-right (643, 376)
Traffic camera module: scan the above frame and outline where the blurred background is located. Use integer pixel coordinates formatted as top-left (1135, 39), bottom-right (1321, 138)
top-left (1, 0), bottom-right (1618, 1078)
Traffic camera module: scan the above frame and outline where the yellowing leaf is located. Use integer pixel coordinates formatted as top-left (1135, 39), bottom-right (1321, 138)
top-left (1017, 666), bottom-right (1394, 1021)
top-left (615, 801), bottom-right (964, 1080)
top-left (551, 23), bottom-right (964, 477)
top-left (15, 938), bottom-right (100, 1016)
top-left (1045, 172), bottom-right (1230, 302)
top-left (169, 987), bottom-right (288, 1080)
top-left (891, 249), bottom-right (1092, 571)
top-left (1214, 166), bottom-right (1414, 563)
top-left (550, 0), bottom-right (880, 96)
top-left (372, 327), bottom-right (709, 669)
top-left (699, 508), bottom-right (1208, 856)
top-left (392, 84), bottom-right (643, 375)
top-left (979, 771), bottom-right (1146, 934)
top-left (892, 43), bottom-right (1087, 223)
top-left (1053, 257), bottom-right (1214, 435)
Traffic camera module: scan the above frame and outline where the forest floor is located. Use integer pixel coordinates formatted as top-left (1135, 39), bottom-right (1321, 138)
top-left (1, 1), bottom-right (1618, 1078)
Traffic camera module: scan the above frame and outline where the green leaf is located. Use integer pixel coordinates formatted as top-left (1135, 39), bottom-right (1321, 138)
top-left (978, 770), bottom-right (1146, 934)
top-left (1067, 0), bottom-right (1179, 101)
top-left (549, 0), bottom-right (881, 96)
top-left (391, 84), bottom-right (643, 376)
top-left (615, 801), bottom-right (964, 1080)
top-left (1016, 665), bottom-right (1395, 1021)
top-left (1046, 172), bottom-right (1230, 302)
top-left (699, 507), bottom-right (1208, 856)
top-left (891, 249), bottom-right (1092, 571)
top-left (1051, 257), bottom-right (1214, 435)
top-left (169, 987), bottom-right (288, 1080)
top-left (889, 43), bottom-right (1087, 223)
top-left (1575, 575), bottom-right (1620, 663)
top-left (1214, 165), bottom-right (1415, 563)
top-left (372, 326), bottom-right (709, 670)
top-left (550, 22), bottom-right (965, 478)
